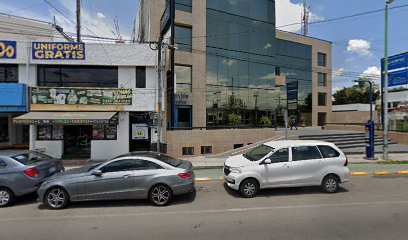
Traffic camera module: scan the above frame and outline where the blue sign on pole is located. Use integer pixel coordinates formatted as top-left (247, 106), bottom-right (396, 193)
top-left (0, 40), bottom-right (17, 59)
top-left (381, 52), bottom-right (408, 87)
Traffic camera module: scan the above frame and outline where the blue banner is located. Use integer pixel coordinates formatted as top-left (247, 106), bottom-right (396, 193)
top-left (0, 40), bottom-right (17, 59)
top-left (32, 42), bottom-right (85, 60)
top-left (381, 52), bottom-right (408, 87)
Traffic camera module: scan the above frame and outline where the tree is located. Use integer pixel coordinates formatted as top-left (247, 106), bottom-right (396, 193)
top-left (332, 80), bottom-right (380, 105)
top-left (220, 94), bottom-right (245, 124)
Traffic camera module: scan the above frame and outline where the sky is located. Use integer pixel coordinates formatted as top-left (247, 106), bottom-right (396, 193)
top-left (0, 0), bottom-right (407, 93)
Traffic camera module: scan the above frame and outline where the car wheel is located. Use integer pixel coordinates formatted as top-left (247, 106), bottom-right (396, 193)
top-left (149, 184), bottom-right (172, 206)
top-left (0, 188), bottom-right (15, 207)
top-left (239, 179), bottom-right (259, 198)
top-left (44, 187), bottom-right (69, 210)
top-left (321, 175), bottom-right (339, 193)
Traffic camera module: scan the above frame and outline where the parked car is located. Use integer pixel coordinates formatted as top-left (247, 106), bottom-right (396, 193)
top-left (0, 150), bottom-right (64, 207)
top-left (38, 151), bottom-right (195, 209)
top-left (223, 140), bottom-right (350, 198)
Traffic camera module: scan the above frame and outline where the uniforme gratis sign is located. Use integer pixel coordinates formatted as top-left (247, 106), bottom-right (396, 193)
top-left (32, 42), bottom-right (85, 60)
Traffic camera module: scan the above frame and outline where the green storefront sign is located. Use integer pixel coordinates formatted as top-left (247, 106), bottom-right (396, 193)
top-left (30, 87), bottom-right (132, 105)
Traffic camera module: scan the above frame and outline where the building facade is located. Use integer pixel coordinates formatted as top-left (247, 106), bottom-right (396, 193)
top-left (0, 16), bottom-right (159, 160)
top-left (135, 0), bottom-right (332, 157)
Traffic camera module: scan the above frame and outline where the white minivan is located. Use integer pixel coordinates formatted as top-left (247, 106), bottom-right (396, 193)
top-left (224, 140), bottom-right (350, 198)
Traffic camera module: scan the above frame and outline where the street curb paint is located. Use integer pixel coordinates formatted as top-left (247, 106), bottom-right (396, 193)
top-left (373, 171), bottom-right (392, 176)
top-left (396, 170), bottom-right (408, 175)
top-left (350, 172), bottom-right (369, 176)
top-left (195, 177), bottom-right (224, 182)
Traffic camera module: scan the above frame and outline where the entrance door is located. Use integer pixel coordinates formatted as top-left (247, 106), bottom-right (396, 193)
top-left (176, 106), bottom-right (192, 128)
top-left (63, 125), bottom-right (92, 159)
top-left (129, 112), bottom-right (151, 152)
top-left (318, 112), bottom-right (326, 126)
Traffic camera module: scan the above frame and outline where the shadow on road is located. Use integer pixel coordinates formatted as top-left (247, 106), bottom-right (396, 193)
top-left (223, 182), bottom-right (349, 198)
top-left (37, 189), bottom-right (197, 210)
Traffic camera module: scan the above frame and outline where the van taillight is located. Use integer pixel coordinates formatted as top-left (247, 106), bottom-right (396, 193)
top-left (344, 157), bottom-right (348, 167)
top-left (24, 168), bottom-right (40, 178)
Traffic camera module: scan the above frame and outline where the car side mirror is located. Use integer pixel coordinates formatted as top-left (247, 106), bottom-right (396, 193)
top-left (91, 170), bottom-right (103, 176)
top-left (263, 159), bottom-right (272, 165)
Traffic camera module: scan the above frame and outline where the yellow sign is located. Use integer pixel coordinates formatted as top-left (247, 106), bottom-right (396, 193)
top-left (0, 41), bottom-right (16, 59)
top-left (32, 42), bottom-right (85, 60)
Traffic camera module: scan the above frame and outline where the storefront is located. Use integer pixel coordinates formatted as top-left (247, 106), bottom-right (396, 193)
top-left (13, 86), bottom-right (132, 159)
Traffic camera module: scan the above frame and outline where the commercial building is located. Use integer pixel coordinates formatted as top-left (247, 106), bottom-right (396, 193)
top-left (0, 16), bottom-right (158, 160)
top-left (134, 0), bottom-right (332, 157)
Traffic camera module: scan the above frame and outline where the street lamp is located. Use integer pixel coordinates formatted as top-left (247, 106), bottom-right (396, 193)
top-left (355, 80), bottom-right (376, 160)
top-left (383, 0), bottom-right (394, 159)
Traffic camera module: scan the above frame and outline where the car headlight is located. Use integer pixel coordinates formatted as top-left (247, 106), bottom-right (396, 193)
top-left (229, 167), bottom-right (243, 174)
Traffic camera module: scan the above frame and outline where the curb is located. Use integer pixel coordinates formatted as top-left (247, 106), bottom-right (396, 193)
top-left (194, 171), bottom-right (408, 182)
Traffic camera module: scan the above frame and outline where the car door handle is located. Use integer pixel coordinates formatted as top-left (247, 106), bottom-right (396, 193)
top-left (123, 174), bottom-right (131, 178)
top-left (317, 160), bottom-right (323, 165)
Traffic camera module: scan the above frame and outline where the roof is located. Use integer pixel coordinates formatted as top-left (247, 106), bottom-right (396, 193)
top-left (263, 140), bottom-right (333, 148)
top-left (115, 151), bottom-right (169, 159)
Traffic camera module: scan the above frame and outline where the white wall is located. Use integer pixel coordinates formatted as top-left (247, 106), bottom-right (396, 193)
top-left (34, 140), bottom-right (63, 158)
top-left (91, 112), bottom-right (129, 160)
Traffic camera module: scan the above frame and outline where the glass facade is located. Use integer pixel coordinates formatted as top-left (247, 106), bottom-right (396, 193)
top-left (0, 64), bottom-right (18, 83)
top-left (38, 65), bottom-right (118, 88)
top-left (206, 0), bottom-right (277, 127)
top-left (175, 0), bottom-right (192, 12)
top-left (174, 25), bottom-right (192, 52)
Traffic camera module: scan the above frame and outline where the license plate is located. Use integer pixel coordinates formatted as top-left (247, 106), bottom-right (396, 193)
top-left (49, 167), bottom-right (56, 173)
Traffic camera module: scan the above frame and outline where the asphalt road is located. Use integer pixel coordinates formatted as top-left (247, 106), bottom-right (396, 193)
top-left (1, 176), bottom-right (408, 240)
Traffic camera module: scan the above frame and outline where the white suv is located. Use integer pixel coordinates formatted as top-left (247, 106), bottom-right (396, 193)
top-left (224, 140), bottom-right (350, 198)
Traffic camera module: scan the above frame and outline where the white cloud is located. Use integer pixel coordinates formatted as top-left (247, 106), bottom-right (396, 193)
top-left (222, 59), bottom-right (237, 66)
top-left (275, 0), bottom-right (323, 32)
top-left (333, 68), bottom-right (346, 77)
top-left (96, 12), bottom-right (106, 19)
top-left (360, 66), bottom-right (381, 83)
top-left (347, 39), bottom-right (372, 57)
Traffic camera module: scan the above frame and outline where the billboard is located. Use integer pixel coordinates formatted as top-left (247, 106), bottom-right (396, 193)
top-left (0, 40), bottom-right (17, 59)
top-left (32, 42), bottom-right (85, 60)
top-left (30, 87), bottom-right (132, 105)
top-left (381, 52), bottom-right (408, 87)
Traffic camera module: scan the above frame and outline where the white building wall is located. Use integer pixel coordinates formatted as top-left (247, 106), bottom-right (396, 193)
top-left (91, 112), bottom-right (129, 160)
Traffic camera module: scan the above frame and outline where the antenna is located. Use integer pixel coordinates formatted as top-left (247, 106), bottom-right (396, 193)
top-left (114, 15), bottom-right (122, 40)
top-left (301, 0), bottom-right (310, 36)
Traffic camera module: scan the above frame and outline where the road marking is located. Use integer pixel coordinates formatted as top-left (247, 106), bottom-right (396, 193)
top-left (397, 170), bottom-right (408, 175)
top-left (1, 200), bottom-right (408, 222)
top-left (350, 172), bottom-right (369, 176)
top-left (373, 171), bottom-right (392, 176)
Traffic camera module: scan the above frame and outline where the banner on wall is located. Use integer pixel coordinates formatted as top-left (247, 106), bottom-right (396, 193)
top-left (132, 124), bottom-right (149, 140)
top-left (32, 42), bottom-right (85, 60)
top-left (0, 40), bottom-right (16, 59)
top-left (30, 87), bottom-right (132, 105)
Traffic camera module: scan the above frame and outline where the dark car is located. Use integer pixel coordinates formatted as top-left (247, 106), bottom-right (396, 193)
top-left (38, 151), bottom-right (195, 209)
top-left (0, 150), bottom-right (64, 207)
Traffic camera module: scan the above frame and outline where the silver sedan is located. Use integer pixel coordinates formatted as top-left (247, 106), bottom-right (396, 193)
top-left (37, 151), bottom-right (195, 209)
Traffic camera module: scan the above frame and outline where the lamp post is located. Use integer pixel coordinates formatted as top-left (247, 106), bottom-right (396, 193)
top-left (383, 0), bottom-right (394, 160)
top-left (355, 80), bottom-right (376, 160)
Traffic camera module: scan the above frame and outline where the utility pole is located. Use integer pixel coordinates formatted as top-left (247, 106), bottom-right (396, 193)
top-left (76, 0), bottom-right (81, 42)
top-left (383, 0), bottom-right (394, 160)
top-left (156, 36), bottom-right (163, 152)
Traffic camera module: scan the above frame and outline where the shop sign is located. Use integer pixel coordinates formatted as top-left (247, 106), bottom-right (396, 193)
top-left (132, 123), bottom-right (149, 140)
top-left (30, 87), bottom-right (132, 105)
top-left (175, 93), bottom-right (190, 105)
top-left (32, 42), bottom-right (85, 60)
top-left (0, 40), bottom-right (16, 59)
top-left (13, 118), bottom-right (118, 125)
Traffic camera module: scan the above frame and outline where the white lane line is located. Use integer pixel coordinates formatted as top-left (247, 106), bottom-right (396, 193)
top-left (1, 200), bottom-right (408, 222)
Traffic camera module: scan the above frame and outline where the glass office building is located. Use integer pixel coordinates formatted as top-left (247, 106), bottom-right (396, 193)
top-left (205, 0), bottom-right (312, 127)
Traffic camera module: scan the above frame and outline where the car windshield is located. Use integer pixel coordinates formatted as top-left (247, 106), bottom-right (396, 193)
top-left (11, 151), bottom-right (53, 165)
top-left (88, 163), bottom-right (102, 171)
top-left (155, 153), bottom-right (182, 167)
top-left (243, 145), bottom-right (274, 161)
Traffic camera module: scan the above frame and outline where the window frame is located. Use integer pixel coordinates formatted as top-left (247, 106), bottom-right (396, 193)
top-left (291, 146), bottom-right (323, 162)
top-left (318, 92), bottom-right (327, 106)
top-left (0, 64), bottom-right (18, 83)
top-left (318, 72), bottom-right (327, 87)
top-left (317, 145), bottom-right (341, 159)
top-left (317, 52), bottom-right (327, 67)
top-left (182, 147), bottom-right (194, 156)
top-left (100, 159), bottom-right (136, 173)
top-left (175, 64), bottom-right (192, 93)
top-left (201, 146), bottom-right (212, 154)
top-left (268, 148), bottom-right (289, 163)
top-left (174, 25), bottom-right (192, 52)
top-left (136, 66), bottom-right (146, 88)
